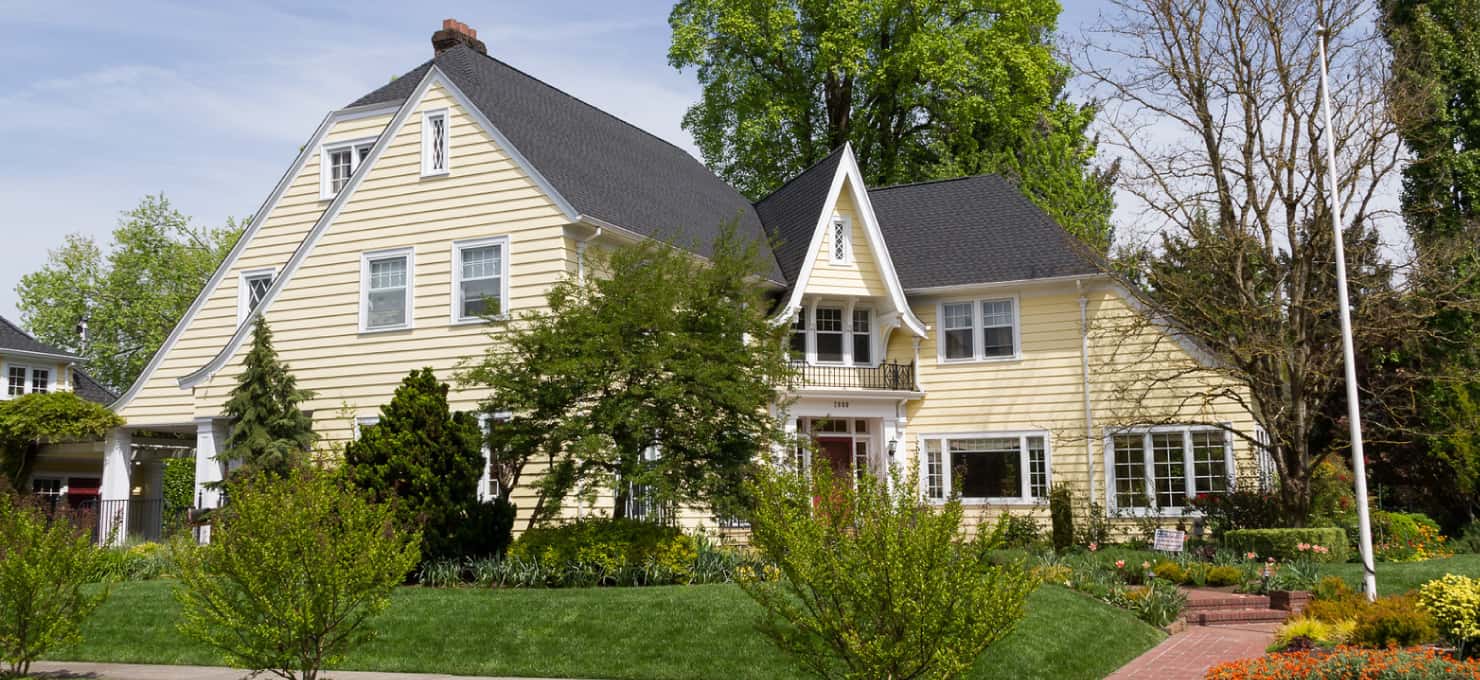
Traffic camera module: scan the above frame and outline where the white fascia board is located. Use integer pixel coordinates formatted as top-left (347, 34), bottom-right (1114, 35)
top-left (176, 66), bottom-right (581, 389)
top-left (774, 144), bottom-right (926, 337)
top-left (109, 101), bottom-right (398, 412)
top-left (904, 273), bottom-right (1110, 297)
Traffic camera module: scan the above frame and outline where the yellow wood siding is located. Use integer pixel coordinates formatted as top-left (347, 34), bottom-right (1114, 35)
top-left (115, 111), bottom-right (396, 425)
top-left (805, 180), bottom-right (889, 298)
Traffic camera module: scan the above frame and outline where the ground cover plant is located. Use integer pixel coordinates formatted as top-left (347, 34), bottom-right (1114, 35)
top-left (54, 580), bottom-right (1159, 680)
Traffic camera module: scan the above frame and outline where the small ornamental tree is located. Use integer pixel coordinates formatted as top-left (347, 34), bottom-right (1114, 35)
top-left (175, 468), bottom-right (420, 680)
top-left (0, 491), bottom-right (109, 677)
top-left (344, 368), bottom-right (507, 560)
top-left (0, 391), bottom-right (124, 490)
top-left (219, 317), bottom-right (315, 481)
top-left (742, 466), bottom-right (1036, 680)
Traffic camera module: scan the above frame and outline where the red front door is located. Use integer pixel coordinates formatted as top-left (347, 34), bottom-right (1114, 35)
top-left (815, 437), bottom-right (853, 478)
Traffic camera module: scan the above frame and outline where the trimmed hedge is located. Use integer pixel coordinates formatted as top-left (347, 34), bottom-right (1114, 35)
top-left (509, 518), bottom-right (697, 582)
top-left (1224, 528), bottom-right (1349, 563)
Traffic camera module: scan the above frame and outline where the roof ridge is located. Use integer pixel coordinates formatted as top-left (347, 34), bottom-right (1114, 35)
top-left (754, 146), bottom-right (847, 207)
top-left (455, 45), bottom-right (705, 165)
top-left (869, 173), bottom-right (999, 193)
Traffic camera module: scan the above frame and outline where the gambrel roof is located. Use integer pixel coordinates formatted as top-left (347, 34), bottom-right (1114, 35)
top-left (350, 44), bottom-right (785, 282)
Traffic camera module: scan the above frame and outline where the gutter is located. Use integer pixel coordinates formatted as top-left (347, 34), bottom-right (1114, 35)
top-left (1077, 279), bottom-right (1096, 507)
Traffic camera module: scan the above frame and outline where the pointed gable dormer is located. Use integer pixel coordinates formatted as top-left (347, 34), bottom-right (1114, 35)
top-left (756, 144), bottom-right (925, 341)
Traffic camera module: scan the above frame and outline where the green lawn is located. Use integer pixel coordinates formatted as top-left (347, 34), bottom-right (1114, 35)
top-left (1321, 553), bottom-right (1480, 593)
top-left (53, 582), bottom-right (1162, 680)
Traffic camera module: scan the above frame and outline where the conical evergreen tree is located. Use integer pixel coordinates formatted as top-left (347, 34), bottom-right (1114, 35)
top-left (219, 317), bottom-right (315, 480)
top-left (344, 368), bottom-right (497, 560)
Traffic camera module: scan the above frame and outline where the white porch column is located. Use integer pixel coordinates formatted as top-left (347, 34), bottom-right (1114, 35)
top-left (194, 418), bottom-right (229, 543)
top-left (99, 428), bottom-right (132, 546)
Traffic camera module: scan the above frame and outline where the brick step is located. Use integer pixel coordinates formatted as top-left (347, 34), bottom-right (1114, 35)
top-left (1190, 608), bottom-right (1290, 626)
top-left (1185, 595), bottom-right (1271, 612)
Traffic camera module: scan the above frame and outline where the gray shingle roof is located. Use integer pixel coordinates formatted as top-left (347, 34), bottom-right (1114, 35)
top-left (753, 148), bottom-right (846, 285)
top-left (348, 45), bottom-right (784, 281)
top-left (71, 369), bottom-right (117, 405)
top-left (0, 316), bottom-right (77, 359)
top-left (868, 175), bottom-right (1100, 289)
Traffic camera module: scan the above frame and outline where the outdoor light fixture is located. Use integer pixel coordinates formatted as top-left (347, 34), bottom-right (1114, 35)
top-left (887, 439), bottom-right (898, 457)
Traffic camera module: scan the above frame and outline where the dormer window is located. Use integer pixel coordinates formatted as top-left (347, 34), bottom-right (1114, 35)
top-left (320, 139), bottom-right (375, 199)
top-left (422, 109), bottom-right (449, 176)
top-left (830, 215), bottom-right (851, 263)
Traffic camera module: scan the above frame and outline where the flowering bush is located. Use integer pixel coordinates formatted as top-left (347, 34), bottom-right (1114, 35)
top-left (1188, 488), bottom-right (1284, 538)
top-left (1224, 528), bottom-right (1349, 564)
top-left (1206, 647), bottom-right (1480, 679)
top-left (1373, 512), bottom-right (1452, 563)
top-left (1418, 574), bottom-right (1480, 656)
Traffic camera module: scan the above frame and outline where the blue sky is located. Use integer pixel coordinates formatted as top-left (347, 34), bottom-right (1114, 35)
top-left (0, 1), bottom-right (1109, 323)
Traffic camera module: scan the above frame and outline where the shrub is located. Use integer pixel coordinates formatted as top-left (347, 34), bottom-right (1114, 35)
top-left (1454, 523), bottom-right (1480, 555)
top-left (1152, 561), bottom-right (1186, 584)
top-left (1272, 617), bottom-right (1356, 650)
top-left (1314, 575), bottom-right (1354, 601)
top-left (1348, 594), bottom-right (1440, 648)
top-left (1076, 501), bottom-right (1113, 548)
top-left (1224, 528), bottom-right (1349, 563)
top-left (510, 518), bottom-right (697, 584)
top-left (1049, 483), bottom-right (1074, 553)
top-left (1109, 580), bottom-right (1187, 628)
top-left (0, 493), bottom-right (109, 677)
top-left (1418, 574), bottom-right (1480, 656)
top-left (741, 466), bottom-right (1035, 680)
top-left (1373, 511), bottom-right (1452, 563)
top-left (174, 469), bottom-right (420, 680)
top-left (1206, 565), bottom-right (1244, 587)
top-left (1208, 647), bottom-right (1480, 679)
top-left (343, 368), bottom-right (492, 562)
top-left (1188, 488), bottom-right (1284, 538)
top-left (1000, 513), bottom-right (1041, 548)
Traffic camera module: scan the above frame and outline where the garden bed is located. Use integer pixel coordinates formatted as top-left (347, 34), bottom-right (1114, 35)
top-left (53, 581), bottom-right (1161, 680)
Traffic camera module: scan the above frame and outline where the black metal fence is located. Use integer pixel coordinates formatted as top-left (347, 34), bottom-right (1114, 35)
top-left (790, 360), bottom-right (916, 391)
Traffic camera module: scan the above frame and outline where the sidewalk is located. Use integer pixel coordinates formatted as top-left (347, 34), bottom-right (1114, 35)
top-left (1105, 622), bottom-right (1280, 680)
top-left (29, 661), bottom-right (589, 680)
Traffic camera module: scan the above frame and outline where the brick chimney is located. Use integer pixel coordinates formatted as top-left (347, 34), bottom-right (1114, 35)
top-left (432, 18), bottom-right (486, 55)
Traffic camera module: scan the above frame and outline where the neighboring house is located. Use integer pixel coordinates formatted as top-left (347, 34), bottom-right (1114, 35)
top-left (106, 21), bottom-right (1260, 539)
top-left (0, 316), bottom-right (119, 514)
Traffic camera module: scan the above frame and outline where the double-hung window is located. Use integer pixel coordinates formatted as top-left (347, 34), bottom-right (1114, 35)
top-left (238, 270), bottom-right (275, 322)
top-left (852, 309), bottom-right (872, 365)
top-left (1107, 426), bottom-right (1233, 513)
top-left (361, 249), bottom-right (413, 331)
top-left (452, 237), bottom-right (507, 322)
top-left (789, 313), bottom-right (807, 360)
top-left (321, 139), bottom-right (375, 199)
top-left (422, 109), bottom-right (450, 176)
top-left (814, 308), bottom-right (845, 363)
top-left (830, 215), bottom-right (851, 263)
top-left (921, 433), bottom-right (1049, 503)
top-left (938, 297), bottom-right (1018, 362)
top-left (5, 364), bottom-right (50, 398)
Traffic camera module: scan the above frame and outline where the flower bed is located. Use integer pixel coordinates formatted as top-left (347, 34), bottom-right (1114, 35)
top-left (1206, 647), bottom-right (1480, 680)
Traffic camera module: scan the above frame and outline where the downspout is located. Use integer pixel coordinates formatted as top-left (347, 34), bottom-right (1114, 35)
top-left (1078, 279), bottom-right (1097, 506)
top-left (575, 226), bottom-right (603, 284)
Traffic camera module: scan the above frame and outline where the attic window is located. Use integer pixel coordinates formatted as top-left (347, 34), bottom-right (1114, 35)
top-left (422, 109), bottom-right (449, 176)
top-left (321, 139), bottom-right (375, 199)
top-left (830, 215), bottom-right (851, 264)
top-left (238, 270), bottom-right (275, 322)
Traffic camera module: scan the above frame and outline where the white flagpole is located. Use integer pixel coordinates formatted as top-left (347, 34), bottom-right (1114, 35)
top-left (1317, 26), bottom-right (1378, 601)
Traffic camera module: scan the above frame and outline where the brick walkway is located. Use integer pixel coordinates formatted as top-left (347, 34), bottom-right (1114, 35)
top-left (1105, 622), bottom-right (1280, 680)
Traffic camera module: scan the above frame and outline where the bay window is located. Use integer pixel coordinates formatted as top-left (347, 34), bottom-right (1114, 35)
top-left (814, 308), bottom-right (844, 362)
top-left (790, 305), bottom-right (876, 366)
top-left (1107, 426), bottom-right (1233, 513)
top-left (852, 309), bottom-right (871, 364)
top-left (921, 433), bottom-right (1050, 503)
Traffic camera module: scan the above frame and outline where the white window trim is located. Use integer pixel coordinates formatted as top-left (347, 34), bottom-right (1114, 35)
top-left (30, 475), bottom-right (66, 496)
top-left (2, 360), bottom-right (53, 399)
top-left (829, 213), bottom-right (852, 264)
top-left (935, 294), bottom-right (1022, 364)
top-left (237, 268), bottom-right (277, 323)
top-left (359, 247), bottom-right (415, 333)
top-left (352, 415), bottom-right (381, 439)
top-left (449, 235), bottom-right (511, 325)
top-left (479, 411), bottom-right (512, 501)
top-left (319, 136), bottom-right (378, 200)
top-left (1102, 424), bottom-right (1236, 517)
top-left (918, 430), bottom-right (1051, 505)
top-left (421, 108), bottom-right (451, 177)
top-left (793, 301), bottom-right (876, 367)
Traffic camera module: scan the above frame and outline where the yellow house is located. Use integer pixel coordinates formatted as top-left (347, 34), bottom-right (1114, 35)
top-left (100, 20), bottom-right (1267, 540)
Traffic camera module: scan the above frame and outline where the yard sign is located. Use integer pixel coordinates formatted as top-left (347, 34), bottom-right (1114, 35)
top-left (1152, 528), bottom-right (1186, 553)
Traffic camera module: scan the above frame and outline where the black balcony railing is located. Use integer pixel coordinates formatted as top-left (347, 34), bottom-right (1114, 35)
top-left (789, 360), bottom-right (916, 391)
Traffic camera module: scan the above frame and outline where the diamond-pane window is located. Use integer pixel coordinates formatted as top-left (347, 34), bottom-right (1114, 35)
top-left (831, 218), bottom-right (849, 262)
top-left (424, 111), bottom-right (448, 174)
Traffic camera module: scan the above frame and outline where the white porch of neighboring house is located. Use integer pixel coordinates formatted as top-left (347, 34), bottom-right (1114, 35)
top-left (95, 426), bottom-right (195, 545)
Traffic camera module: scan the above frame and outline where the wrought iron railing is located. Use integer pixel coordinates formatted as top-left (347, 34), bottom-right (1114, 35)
top-left (789, 360), bottom-right (916, 391)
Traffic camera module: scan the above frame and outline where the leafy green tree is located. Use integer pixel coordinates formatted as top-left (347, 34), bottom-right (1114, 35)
top-left (344, 368), bottom-right (509, 560)
top-left (0, 392), bottom-right (123, 490)
top-left (463, 224), bottom-right (793, 527)
top-left (219, 318), bottom-right (315, 481)
top-left (0, 492), bottom-right (110, 678)
top-left (16, 194), bottom-right (242, 392)
top-left (742, 466), bottom-right (1035, 680)
top-left (174, 468), bottom-right (420, 680)
top-left (668, 0), bottom-right (1115, 249)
